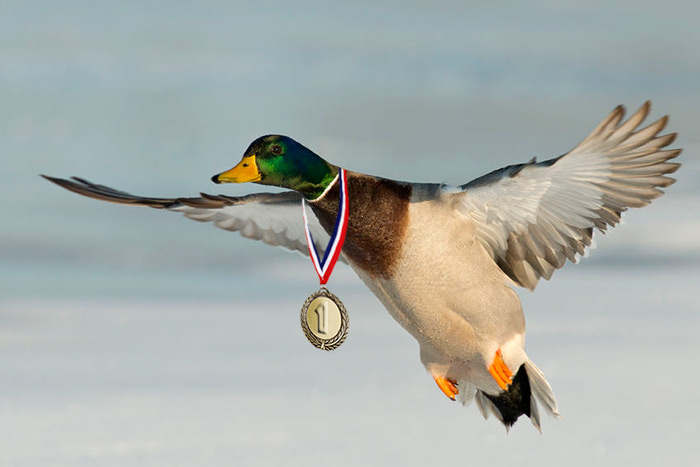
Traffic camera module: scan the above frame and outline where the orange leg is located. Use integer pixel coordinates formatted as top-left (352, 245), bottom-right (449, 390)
top-left (488, 349), bottom-right (514, 390)
top-left (433, 376), bottom-right (459, 401)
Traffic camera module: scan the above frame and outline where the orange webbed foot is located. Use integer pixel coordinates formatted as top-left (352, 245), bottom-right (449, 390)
top-left (434, 376), bottom-right (459, 401)
top-left (488, 349), bottom-right (514, 390)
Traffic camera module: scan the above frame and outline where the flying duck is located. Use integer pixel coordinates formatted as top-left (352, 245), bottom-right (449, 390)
top-left (43, 102), bottom-right (681, 430)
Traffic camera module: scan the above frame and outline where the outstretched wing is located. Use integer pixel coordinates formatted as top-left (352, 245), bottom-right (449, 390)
top-left (455, 101), bottom-right (681, 290)
top-left (42, 175), bottom-right (337, 260)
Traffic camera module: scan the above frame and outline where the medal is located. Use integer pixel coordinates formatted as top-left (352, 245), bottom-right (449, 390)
top-left (300, 168), bottom-right (349, 351)
top-left (300, 287), bottom-right (348, 351)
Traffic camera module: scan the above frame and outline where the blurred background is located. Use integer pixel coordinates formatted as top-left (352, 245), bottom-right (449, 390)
top-left (1, 1), bottom-right (699, 465)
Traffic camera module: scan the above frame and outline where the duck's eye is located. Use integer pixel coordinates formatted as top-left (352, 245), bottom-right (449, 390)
top-left (271, 145), bottom-right (282, 155)
top-left (242, 163), bottom-right (249, 167)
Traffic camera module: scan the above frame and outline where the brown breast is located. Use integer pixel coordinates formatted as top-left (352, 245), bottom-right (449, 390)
top-left (309, 171), bottom-right (412, 279)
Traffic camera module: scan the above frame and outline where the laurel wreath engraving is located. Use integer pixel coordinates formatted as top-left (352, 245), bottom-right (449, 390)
top-left (300, 287), bottom-right (349, 351)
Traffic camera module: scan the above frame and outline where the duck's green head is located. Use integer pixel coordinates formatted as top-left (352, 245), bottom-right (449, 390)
top-left (211, 135), bottom-right (338, 200)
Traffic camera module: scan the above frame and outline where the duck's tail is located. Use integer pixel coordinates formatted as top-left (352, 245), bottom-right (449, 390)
top-left (461, 359), bottom-right (560, 431)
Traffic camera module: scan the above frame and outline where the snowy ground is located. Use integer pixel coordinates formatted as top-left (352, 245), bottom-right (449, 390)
top-left (1, 261), bottom-right (699, 466)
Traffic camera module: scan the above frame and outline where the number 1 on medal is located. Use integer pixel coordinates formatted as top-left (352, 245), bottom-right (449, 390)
top-left (314, 304), bottom-right (328, 335)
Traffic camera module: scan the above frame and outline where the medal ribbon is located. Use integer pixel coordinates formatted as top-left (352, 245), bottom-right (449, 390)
top-left (301, 168), bottom-right (349, 285)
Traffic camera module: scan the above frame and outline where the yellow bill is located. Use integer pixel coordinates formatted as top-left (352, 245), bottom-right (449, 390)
top-left (211, 155), bottom-right (261, 183)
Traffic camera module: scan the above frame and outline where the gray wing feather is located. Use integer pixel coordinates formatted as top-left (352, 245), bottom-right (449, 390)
top-left (42, 175), bottom-right (337, 260)
top-left (456, 101), bottom-right (681, 290)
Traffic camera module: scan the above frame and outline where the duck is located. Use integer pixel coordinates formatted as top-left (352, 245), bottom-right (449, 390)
top-left (43, 101), bottom-right (681, 430)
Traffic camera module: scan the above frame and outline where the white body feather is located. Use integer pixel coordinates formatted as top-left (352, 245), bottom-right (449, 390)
top-left (347, 185), bottom-right (527, 395)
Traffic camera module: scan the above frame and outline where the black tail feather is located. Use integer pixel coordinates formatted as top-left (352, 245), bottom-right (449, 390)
top-left (484, 364), bottom-right (531, 427)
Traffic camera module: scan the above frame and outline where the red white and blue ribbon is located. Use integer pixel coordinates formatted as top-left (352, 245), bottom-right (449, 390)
top-left (301, 168), bottom-right (349, 285)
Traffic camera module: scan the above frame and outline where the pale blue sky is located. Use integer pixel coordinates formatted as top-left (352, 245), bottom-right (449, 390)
top-left (2, 1), bottom-right (699, 299)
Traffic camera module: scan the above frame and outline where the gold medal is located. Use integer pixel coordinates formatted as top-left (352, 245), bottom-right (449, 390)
top-left (300, 287), bottom-right (348, 351)
top-left (300, 168), bottom-right (350, 351)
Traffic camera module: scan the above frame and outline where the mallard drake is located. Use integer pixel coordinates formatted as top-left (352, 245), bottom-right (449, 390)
top-left (43, 102), bottom-right (680, 430)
